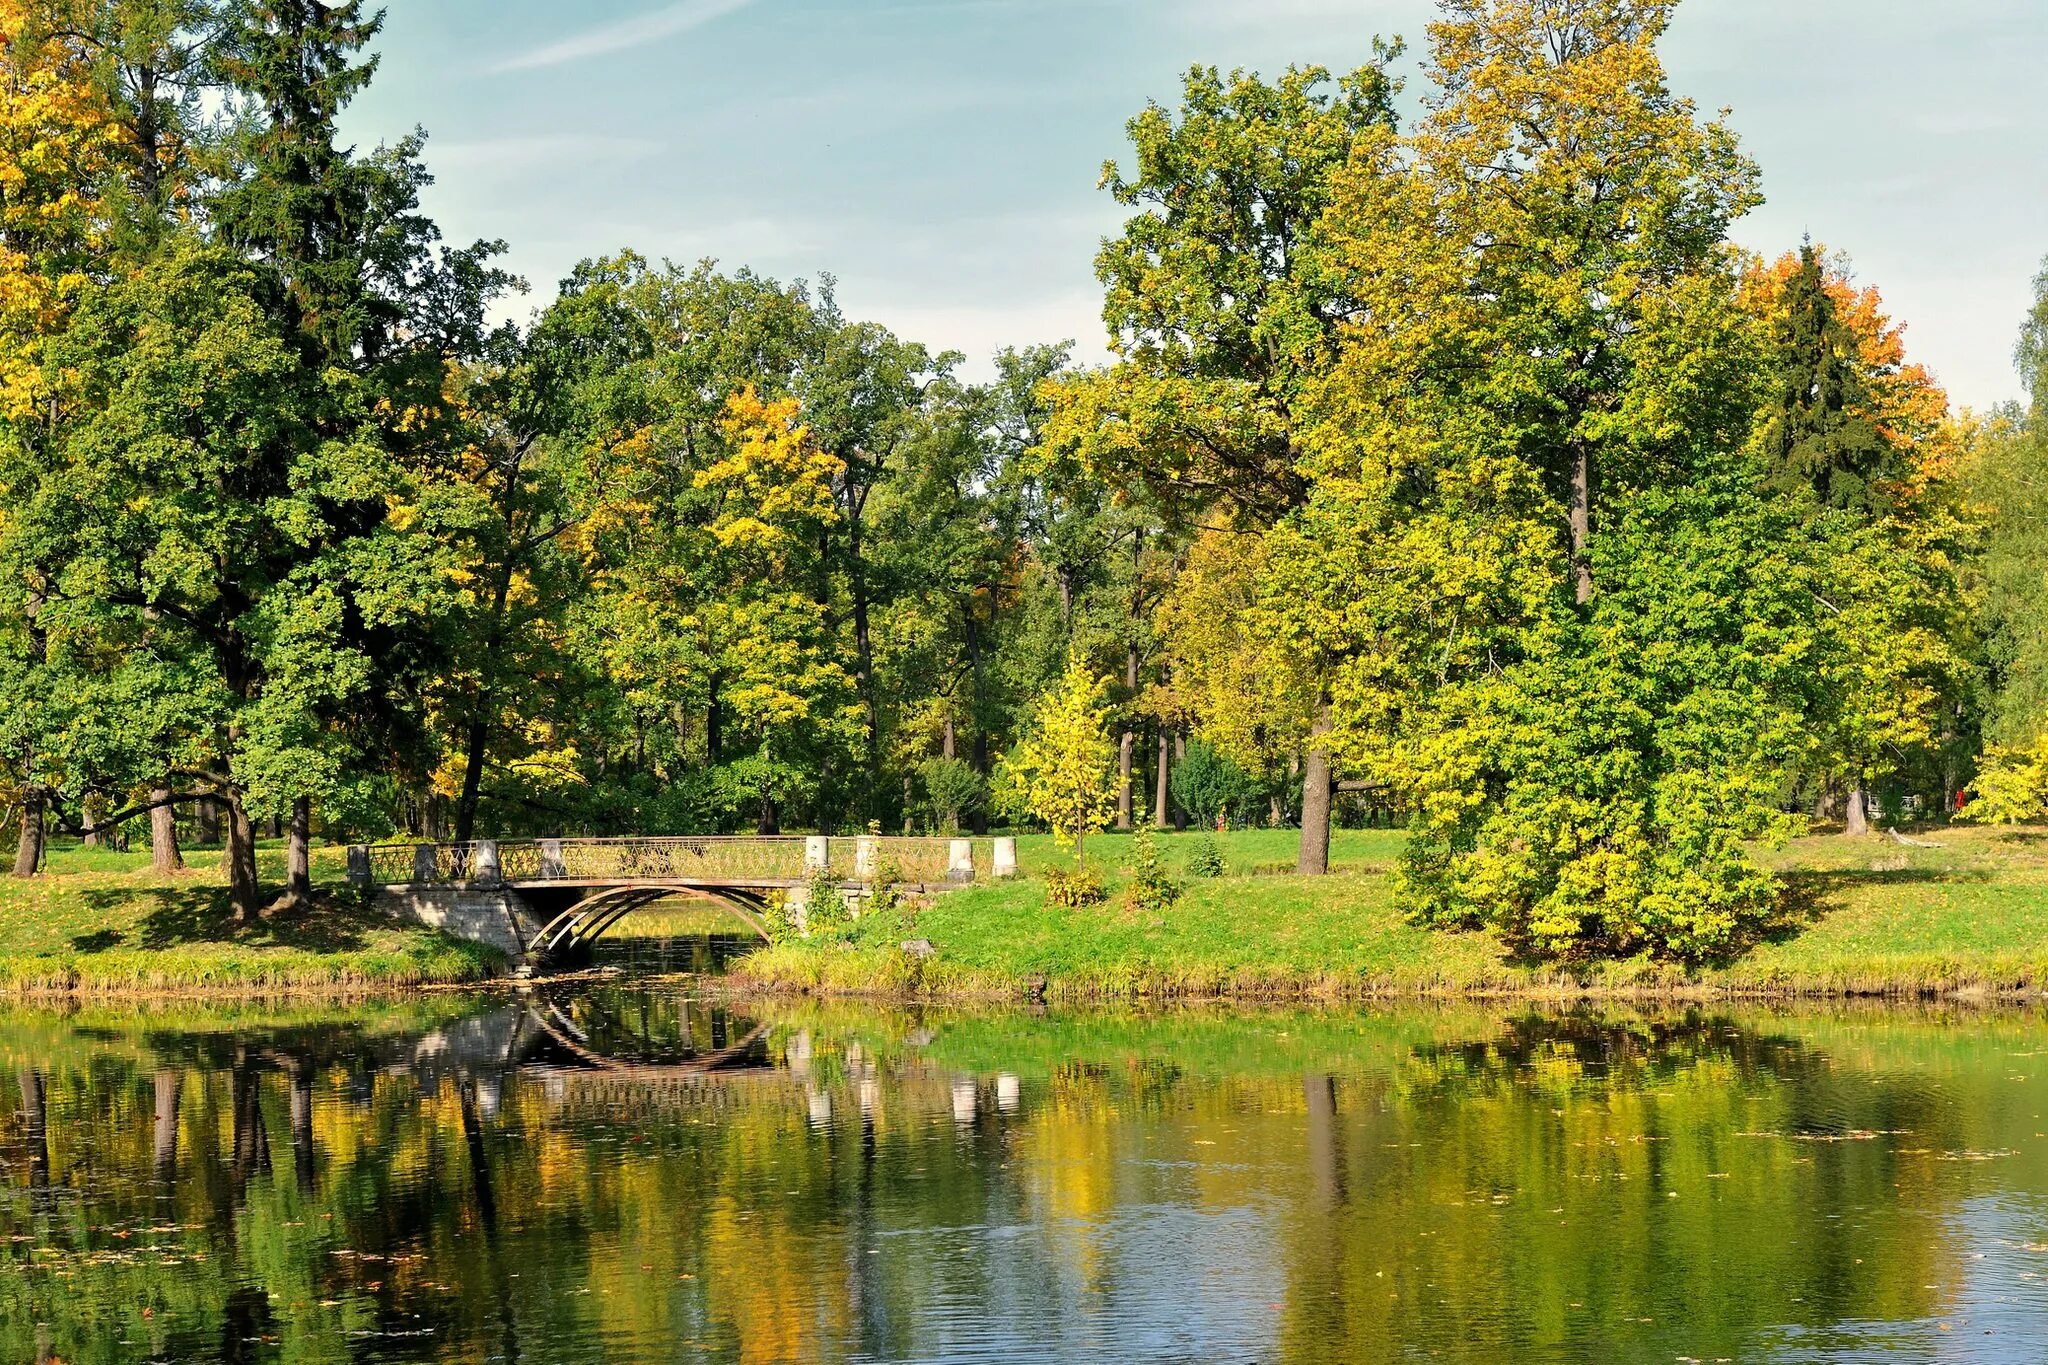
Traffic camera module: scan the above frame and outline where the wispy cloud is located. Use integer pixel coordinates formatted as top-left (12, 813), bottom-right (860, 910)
top-left (492, 0), bottom-right (757, 74)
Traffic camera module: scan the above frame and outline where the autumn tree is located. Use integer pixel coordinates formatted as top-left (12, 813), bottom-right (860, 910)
top-left (0, 0), bottom-right (117, 876)
top-left (1742, 244), bottom-right (1972, 835)
top-left (997, 653), bottom-right (1118, 870)
top-left (1282, 0), bottom-right (1810, 959)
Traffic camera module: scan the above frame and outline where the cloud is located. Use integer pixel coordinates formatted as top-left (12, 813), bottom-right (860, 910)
top-left (491, 0), bottom-right (757, 74)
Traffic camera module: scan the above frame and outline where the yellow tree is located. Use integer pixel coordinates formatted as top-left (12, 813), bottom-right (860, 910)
top-left (0, 1), bottom-right (112, 415)
top-left (0, 2), bottom-right (114, 875)
top-left (1155, 529), bottom-right (1314, 803)
top-left (998, 653), bottom-right (1119, 870)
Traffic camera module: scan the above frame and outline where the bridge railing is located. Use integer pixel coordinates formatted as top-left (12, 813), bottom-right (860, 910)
top-left (348, 834), bottom-right (1017, 889)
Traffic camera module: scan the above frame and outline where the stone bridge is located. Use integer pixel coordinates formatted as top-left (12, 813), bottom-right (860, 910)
top-left (346, 834), bottom-right (1018, 964)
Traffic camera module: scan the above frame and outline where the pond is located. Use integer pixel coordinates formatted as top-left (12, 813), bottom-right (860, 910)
top-left (6, 941), bottom-right (2048, 1361)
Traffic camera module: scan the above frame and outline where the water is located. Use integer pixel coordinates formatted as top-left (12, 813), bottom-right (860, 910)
top-left (8, 947), bottom-right (2048, 1361)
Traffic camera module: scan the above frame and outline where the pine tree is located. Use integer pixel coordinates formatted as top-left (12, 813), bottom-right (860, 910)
top-left (1760, 242), bottom-right (1893, 515)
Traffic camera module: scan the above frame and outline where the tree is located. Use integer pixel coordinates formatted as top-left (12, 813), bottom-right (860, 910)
top-left (1755, 242), bottom-right (1891, 514)
top-left (0, 1), bottom-right (130, 878)
top-left (1170, 737), bottom-right (1256, 830)
top-left (996, 653), bottom-right (1118, 869)
top-left (1285, 0), bottom-right (1804, 959)
top-left (1045, 55), bottom-right (1400, 873)
top-left (1742, 244), bottom-right (1973, 835)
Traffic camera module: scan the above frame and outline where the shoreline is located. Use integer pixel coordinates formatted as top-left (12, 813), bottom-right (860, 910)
top-left (719, 955), bottom-right (2048, 1008)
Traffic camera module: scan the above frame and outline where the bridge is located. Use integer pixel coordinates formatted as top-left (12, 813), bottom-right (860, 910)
top-left (346, 834), bottom-right (1018, 964)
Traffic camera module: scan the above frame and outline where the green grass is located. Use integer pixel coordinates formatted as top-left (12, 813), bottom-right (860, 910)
top-left (731, 823), bottom-right (2048, 1002)
top-left (0, 839), bottom-right (503, 995)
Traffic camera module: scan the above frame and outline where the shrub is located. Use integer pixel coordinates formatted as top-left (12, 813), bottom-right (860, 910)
top-left (1171, 738), bottom-right (1257, 829)
top-left (1043, 866), bottom-right (1106, 909)
top-left (916, 758), bottom-right (988, 834)
top-left (1188, 834), bottom-right (1226, 879)
top-left (802, 866), bottom-right (854, 941)
top-left (1119, 824), bottom-right (1181, 914)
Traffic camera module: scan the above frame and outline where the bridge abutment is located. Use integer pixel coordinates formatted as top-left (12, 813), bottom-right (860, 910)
top-left (377, 884), bottom-right (546, 960)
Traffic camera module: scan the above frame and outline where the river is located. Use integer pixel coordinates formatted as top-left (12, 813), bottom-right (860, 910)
top-left (6, 935), bottom-right (2048, 1362)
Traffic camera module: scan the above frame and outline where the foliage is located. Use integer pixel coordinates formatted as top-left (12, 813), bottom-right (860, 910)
top-left (1170, 737), bottom-right (1257, 830)
top-left (1967, 740), bottom-right (2048, 826)
top-left (1119, 822), bottom-right (1180, 915)
top-left (1042, 865), bottom-right (1106, 910)
top-left (1187, 835), bottom-right (1227, 879)
top-left (915, 757), bottom-right (987, 834)
top-left (801, 866), bottom-right (853, 942)
top-left (994, 653), bottom-right (1119, 868)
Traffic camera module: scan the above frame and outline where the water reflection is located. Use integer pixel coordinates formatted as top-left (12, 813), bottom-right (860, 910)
top-left (5, 994), bottom-right (2048, 1362)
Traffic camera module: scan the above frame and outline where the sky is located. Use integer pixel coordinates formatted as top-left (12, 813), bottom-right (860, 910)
top-left (342, 0), bottom-right (2048, 411)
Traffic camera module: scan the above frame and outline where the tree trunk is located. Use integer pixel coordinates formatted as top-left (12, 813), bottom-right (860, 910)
top-left (1845, 784), bottom-right (1870, 838)
top-left (706, 673), bottom-right (723, 765)
top-left (847, 513), bottom-right (882, 815)
top-left (13, 791), bottom-right (43, 878)
top-left (1173, 733), bottom-right (1189, 831)
top-left (286, 797), bottom-right (312, 903)
top-left (756, 794), bottom-right (779, 836)
top-left (1570, 440), bottom-right (1593, 605)
top-left (942, 717), bottom-right (956, 761)
top-left (963, 606), bottom-right (991, 835)
top-left (1154, 728), bottom-right (1170, 829)
top-left (1298, 701), bottom-right (1335, 877)
top-left (454, 714), bottom-right (489, 846)
top-left (224, 795), bottom-right (263, 924)
top-left (153, 1070), bottom-right (182, 1186)
top-left (151, 788), bottom-right (183, 875)
top-left (197, 796), bottom-right (220, 847)
top-left (1117, 644), bottom-right (1138, 831)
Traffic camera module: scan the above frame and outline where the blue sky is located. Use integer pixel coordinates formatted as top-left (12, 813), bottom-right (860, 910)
top-left (344, 0), bottom-right (2048, 410)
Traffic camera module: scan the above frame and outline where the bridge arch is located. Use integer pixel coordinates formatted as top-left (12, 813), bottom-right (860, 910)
top-left (530, 886), bottom-right (774, 959)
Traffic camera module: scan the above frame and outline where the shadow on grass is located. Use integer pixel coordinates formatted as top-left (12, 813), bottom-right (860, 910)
top-left (69, 929), bottom-right (125, 954)
top-left (80, 886), bottom-right (381, 954)
top-left (1719, 866), bottom-right (1997, 965)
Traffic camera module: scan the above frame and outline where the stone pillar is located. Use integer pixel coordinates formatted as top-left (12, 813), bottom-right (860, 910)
top-left (346, 846), bottom-right (370, 886)
top-left (539, 839), bottom-right (565, 879)
top-left (948, 839), bottom-right (974, 882)
top-left (413, 844), bottom-right (438, 885)
top-left (473, 840), bottom-right (501, 886)
top-left (993, 837), bottom-right (1018, 880)
top-left (805, 836), bottom-right (830, 874)
top-left (856, 835), bottom-right (879, 880)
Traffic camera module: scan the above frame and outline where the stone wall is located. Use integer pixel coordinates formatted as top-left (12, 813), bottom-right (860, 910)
top-left (379, 885), bottom-right (545, 959)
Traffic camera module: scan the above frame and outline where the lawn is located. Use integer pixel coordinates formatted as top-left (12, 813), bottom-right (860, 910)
top-left (731, 823), bottom-right (2048, 1001)
top-left (0, 840), bottom-right (501, 995)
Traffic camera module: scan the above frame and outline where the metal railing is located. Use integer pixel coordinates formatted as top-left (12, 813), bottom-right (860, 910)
top-left (348, 834), bottom-right (1015, 889)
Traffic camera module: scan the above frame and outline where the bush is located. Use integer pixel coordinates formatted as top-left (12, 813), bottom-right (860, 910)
top-left (1172, 738), bottom-right (1257, 829)
top-left (1188, 834), bottom-right (1226, 879)
top-left (916, 758), bottom-right (988, 834)
top-left (802, 866), bottom-right (854, 941)
top-left (1120, 824), bottom-right (1181, 914)
top-left (1043, 866), bottom-right (1106, 909)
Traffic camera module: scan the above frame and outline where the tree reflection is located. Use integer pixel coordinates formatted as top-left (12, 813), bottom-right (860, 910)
top-left (0, 999), bottom-right (2042, 1363)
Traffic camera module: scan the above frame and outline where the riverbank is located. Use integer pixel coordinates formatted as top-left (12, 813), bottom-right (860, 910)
top-left (0, 842), bottom-right (502, 995)
top-left (726, 824), bottom-right (2048, 1002)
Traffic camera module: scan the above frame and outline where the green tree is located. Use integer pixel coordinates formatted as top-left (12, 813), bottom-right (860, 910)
top-left (1284, 0), bottom-right (1803, 959)
top-left (1046, 55), bottom-right (1400, 874)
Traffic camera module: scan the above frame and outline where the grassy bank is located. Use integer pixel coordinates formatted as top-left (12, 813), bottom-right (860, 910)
top-left (727, 824), bottom-right (2048, 1002)
top-left (0, 841), bottom-right (502, 995)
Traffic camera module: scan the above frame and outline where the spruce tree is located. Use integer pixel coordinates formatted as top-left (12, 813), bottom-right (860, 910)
top-left (1760, 242), bottom-right (1893, 515)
